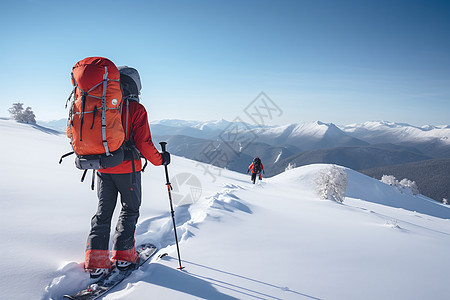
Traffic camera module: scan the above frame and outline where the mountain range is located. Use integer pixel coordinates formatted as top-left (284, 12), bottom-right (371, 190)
top-left (38, 118), bottom-right (450, 201)
top-left (151, 119), bottom-right (450, 168)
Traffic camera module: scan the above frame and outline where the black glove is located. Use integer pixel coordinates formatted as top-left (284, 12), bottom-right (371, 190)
top-left (247, 169), bottom-right (250, 174)
top-left (161, 151), bottom-right (171, 166)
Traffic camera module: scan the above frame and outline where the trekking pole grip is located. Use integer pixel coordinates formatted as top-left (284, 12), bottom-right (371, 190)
top-left (159, 141), bottom-right (170, 184)
top-left (159, 141), bottom-right (167, 153)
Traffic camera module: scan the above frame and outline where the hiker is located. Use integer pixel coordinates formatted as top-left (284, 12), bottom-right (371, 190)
top-left (84, 65), bottom-right (170, 278)
top-left (247, 156), bottom-right (264, 184)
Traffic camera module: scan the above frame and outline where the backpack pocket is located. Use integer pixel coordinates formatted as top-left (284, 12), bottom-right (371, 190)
top-left (75, 146), bottom-right (124, 170)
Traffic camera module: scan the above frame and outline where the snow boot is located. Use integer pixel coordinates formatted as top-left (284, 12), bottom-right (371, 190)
top-left (115, 260), bottom-right (139, 271)
top-left (88, 268), bottom-right (109, 279)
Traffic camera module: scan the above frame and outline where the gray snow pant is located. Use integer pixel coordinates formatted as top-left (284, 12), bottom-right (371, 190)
top-left (86, 172), bottom-right (141, 264)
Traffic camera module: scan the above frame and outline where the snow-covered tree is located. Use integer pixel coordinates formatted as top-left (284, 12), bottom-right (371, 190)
top-left (381, 175), bottom-right (397, 186)
top-left (315, 165), bottom-right (348, 203)
top-left (380, 175), bottom-right (420, 195)
top-left (8, 103), bottom-right (24, 121)
top-left (8, 102), bottom-right (36, 123)
top-left (399, 178), bottom-right (419, 195)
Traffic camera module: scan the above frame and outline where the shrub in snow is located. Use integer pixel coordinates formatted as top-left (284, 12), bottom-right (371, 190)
top-left (22, 107), bottom-right (36, 124)
top-left (8, 102), bottom-right (24, 121)
top-left (285, 162), bottom-right (296, 171)
top-left (399, 178), bottom-right (419, 195)
top-left (380, 175), bottom-right (397, 186)
top-left (385, 219), bottom-right (400, 229)
top-left (380, 175), bottom-right (419, 195)
top-left (8, 102), bottom-right (36, 124)
top-left (315, 165), bottom-right (348, 203)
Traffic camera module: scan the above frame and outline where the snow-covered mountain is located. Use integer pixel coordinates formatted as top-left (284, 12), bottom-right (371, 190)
top-left (33, 117), bottom-right (450, 199)
top-left (150, 119), bottom-right (251, 141)
top-left (40, 118), bottom-right (450, 149)
top-left (1, 119), bottom-right (450, 300)
top-left (150, 119), bottom-right (450, 157)
top-left (152, 118), bottom-right (235, 132)
top-left (149, 119), bottom-right (450, 180)
top-left (37, 118), bottom-right (67, 133)
top-left (150, 119), bottom-right (368, 151)
top-left (38, 117), bottom-right (450, 180)
top-left (254, 121), bottom-right (368, 150)
top-left (150, 119), bottom-right (370, 175)
top-left (340, 120), bottom-right (450, 145)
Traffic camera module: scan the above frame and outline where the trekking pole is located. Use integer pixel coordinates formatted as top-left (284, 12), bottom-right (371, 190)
top-left (159, 142), bottom-right (185, 270)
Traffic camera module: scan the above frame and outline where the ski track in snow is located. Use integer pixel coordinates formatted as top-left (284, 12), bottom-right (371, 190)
top-left (43, 183), bottom-right (251, 299)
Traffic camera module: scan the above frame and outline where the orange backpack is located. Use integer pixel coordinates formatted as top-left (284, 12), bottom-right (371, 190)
top-left (62, 57), bottom-right (125, 173)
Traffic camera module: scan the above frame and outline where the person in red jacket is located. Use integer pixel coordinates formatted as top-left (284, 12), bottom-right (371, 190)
top-left (85, 66), bottom-right (170, 278)
top-left (248, 156), bottom-right (264, 184)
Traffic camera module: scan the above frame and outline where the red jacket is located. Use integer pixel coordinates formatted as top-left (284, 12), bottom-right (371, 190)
top-left (99, 100), bottom-right (162, 173)
top-left (248, 162), bottom-right (263, 174)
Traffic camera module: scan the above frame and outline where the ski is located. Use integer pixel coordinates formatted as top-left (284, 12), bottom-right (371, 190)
top-left (64, 243), bottom-right (158, 300)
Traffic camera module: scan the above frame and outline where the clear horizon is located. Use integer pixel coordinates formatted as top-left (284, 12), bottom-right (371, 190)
top-left (33, 117), bottom-right (450, 129)
top-left (1, 0), bottom-right (449, 127)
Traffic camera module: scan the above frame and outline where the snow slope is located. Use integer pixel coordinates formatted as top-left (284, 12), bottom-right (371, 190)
top-left (1, 119), bottom-right (450, 300)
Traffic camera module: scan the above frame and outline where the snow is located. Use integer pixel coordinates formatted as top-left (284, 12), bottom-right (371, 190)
top-left (340, 120), bottom-right (450, 145)
top-left (256, 121), bottom-right (338, 141)
top-left (150, 118), bottom-right (450, 146)
top-left (41, 118), bottom-right (449, 149)
top-left (1, 118), bottom-right (450, 300)
top-left (274, 150), bottom-right (282, 163)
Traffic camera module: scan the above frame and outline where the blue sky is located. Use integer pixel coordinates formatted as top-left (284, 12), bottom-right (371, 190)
top-left (1, 0), bottom-right (449, 126)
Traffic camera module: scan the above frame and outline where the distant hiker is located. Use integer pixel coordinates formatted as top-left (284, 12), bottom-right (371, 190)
top-left (248, 156), bottom-right (264, 184)
top-left (65, 58), bottom-right (170, 278)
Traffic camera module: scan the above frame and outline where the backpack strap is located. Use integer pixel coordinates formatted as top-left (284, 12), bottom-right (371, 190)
top-left (81, 169), bottom-right (88, 182)
top-left (124, 99), bottom-right (137, 182)
top-left (59, 151), bottom-right (75, 164)
top-left (125, 98), bottom-right (130, 140)
top-left (141, 157), bottom-right (148, 172)
top-left (91, 170), bottom-right (96, 190)
top-left (100, 66), bottom-right (111, 156)
top-left (65, 85), bottom-right (76, 109)
top-left (90, 106), bottom-right (98, 129)
top-left (79, 169), bottom-right (96, 190)
top-left (79, 92), bottom-right (87, 141)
